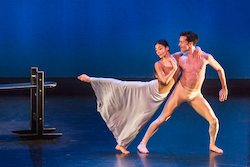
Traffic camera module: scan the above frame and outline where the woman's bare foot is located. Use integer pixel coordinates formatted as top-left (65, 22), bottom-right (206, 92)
top-left (77, 74), bottom-right (91, 82)
top-left (137, 143), bottom-right (149, 154)
top-left (115, 145), bottom-right (130, 154)
top-left (115, 153), bottom-right (128, 158)
top-left (209, 144), bottom-right (223, 154)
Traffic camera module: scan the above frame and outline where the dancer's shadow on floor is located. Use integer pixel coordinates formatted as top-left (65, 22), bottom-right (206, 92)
top-left (18, 139), bottom-right (61, 167)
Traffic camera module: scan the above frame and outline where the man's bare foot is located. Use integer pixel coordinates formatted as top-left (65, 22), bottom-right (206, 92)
top-left (209, 144), bottom-right (223, 154)
top-left (115, 145), bottom-right (130, 154)
top-left (77, 74), bottom-right (91, 83)
top-left (137, 143), bottom-right (149, 154)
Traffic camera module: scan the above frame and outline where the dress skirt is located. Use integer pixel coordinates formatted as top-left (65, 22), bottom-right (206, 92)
top-left (90, 77), bottom-right (169, 148)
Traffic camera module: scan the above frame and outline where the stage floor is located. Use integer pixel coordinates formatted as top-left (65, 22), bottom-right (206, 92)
top-left (0, 95), bottom-right (249, 167)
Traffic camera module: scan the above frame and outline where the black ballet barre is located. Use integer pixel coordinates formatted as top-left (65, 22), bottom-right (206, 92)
top-left (0, 67), bottom-right (62, 139)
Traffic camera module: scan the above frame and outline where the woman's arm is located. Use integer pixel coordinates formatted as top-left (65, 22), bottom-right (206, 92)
top-left (154, 59), bottom-right (177, 85)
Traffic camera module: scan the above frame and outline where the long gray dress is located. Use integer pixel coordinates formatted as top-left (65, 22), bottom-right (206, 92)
top-left (90, 77), bottom-right (169, 148)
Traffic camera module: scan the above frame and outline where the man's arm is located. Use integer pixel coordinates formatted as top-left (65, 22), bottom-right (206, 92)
top-left (172, 52), bottom-right (184, 64)
top-left (206, 54), bottom-right (228, 102)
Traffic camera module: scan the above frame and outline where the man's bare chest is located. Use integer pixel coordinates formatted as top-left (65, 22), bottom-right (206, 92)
top-left (180, 57), bottom-right (206, 73)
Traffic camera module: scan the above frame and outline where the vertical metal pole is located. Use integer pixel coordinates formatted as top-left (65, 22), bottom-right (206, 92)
top-left (36, 71), bottom-right (44, 136)
top-left (30, 67), bottom-right (38, 132)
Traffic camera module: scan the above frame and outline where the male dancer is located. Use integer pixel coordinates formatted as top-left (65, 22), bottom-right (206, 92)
top-left (137, 31), bottom-right (228, 154)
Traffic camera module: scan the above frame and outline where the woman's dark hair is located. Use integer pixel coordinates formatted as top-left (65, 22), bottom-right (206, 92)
top-left (155, 39), bottom-right (169, 50)
top-left (153, 39), bottom-right (170, 78)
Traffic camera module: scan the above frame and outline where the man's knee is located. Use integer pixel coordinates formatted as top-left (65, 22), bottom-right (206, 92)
top-left (209, 117), bottom-right (219, 128)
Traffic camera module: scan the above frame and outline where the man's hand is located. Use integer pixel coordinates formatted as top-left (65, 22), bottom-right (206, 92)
top-left (194, 46), bottom-right (203, 59)
top-left (219, 88), bottom-right (228, 102)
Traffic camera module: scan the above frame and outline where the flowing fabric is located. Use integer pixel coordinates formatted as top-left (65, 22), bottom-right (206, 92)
top-left (90, 77), bottom-right (169, 148)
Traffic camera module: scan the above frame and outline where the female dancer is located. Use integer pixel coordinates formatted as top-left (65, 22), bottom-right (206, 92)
top-left (78, 39), bottom-right (199, 154)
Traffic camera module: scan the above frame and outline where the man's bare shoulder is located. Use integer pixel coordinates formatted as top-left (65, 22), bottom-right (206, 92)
top-left (169, 55), bottom-right (177, 62)
top-left (202, 52), bottom-right (213, 60)
top-left (179, 53), bottom-right (188, 61)
top-left (171, 52), bottom-right (184, 60)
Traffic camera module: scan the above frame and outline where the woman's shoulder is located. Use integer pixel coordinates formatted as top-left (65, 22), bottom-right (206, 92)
top-left (154, 60), bottom-right (162, 67)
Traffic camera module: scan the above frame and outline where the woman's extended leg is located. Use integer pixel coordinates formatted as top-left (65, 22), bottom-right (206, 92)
top-left (78, 74), bottom-right (91, 82)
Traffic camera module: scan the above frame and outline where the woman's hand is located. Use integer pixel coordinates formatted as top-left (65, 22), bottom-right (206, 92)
top-left (169, 58), bottom-right (178, 71)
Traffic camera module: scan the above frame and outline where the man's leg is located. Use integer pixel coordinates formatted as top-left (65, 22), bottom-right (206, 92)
top-left (189, 95), bottom-right (223, 154)
top-left (137, 82), bottom-right (185, 153)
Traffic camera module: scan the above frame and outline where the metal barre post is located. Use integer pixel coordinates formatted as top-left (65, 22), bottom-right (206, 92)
top-left (36, 71), bottom-right (44, 136)
top-left (31, 67), bottom-right (38, 85)
top-left (30, 67), bottom-right (38, 132)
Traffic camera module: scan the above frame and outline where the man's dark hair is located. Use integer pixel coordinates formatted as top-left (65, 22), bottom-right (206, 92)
top-left (180, 31), bottom-right (199, 46)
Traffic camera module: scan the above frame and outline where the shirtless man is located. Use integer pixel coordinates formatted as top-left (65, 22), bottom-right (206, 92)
top-left (137, 31), bottom-right (228, 154)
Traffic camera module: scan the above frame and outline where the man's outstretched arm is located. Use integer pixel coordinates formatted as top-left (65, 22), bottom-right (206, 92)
top-left (206, 54), bottom-right (228, 102)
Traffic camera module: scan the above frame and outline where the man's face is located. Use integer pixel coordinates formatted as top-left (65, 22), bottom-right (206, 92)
top-left (178, 36), bottom-right (191, 52)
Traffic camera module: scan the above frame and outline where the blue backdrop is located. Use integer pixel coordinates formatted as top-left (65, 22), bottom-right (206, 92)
top-left (0, 0), bottom-right (249, 78)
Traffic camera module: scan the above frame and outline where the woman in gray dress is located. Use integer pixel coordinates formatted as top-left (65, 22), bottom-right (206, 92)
top-left (78, 39), bottom-right (186, 154)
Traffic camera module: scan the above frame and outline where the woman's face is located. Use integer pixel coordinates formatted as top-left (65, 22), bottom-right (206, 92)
top-left (155, 44), bottom-right (168, 59)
